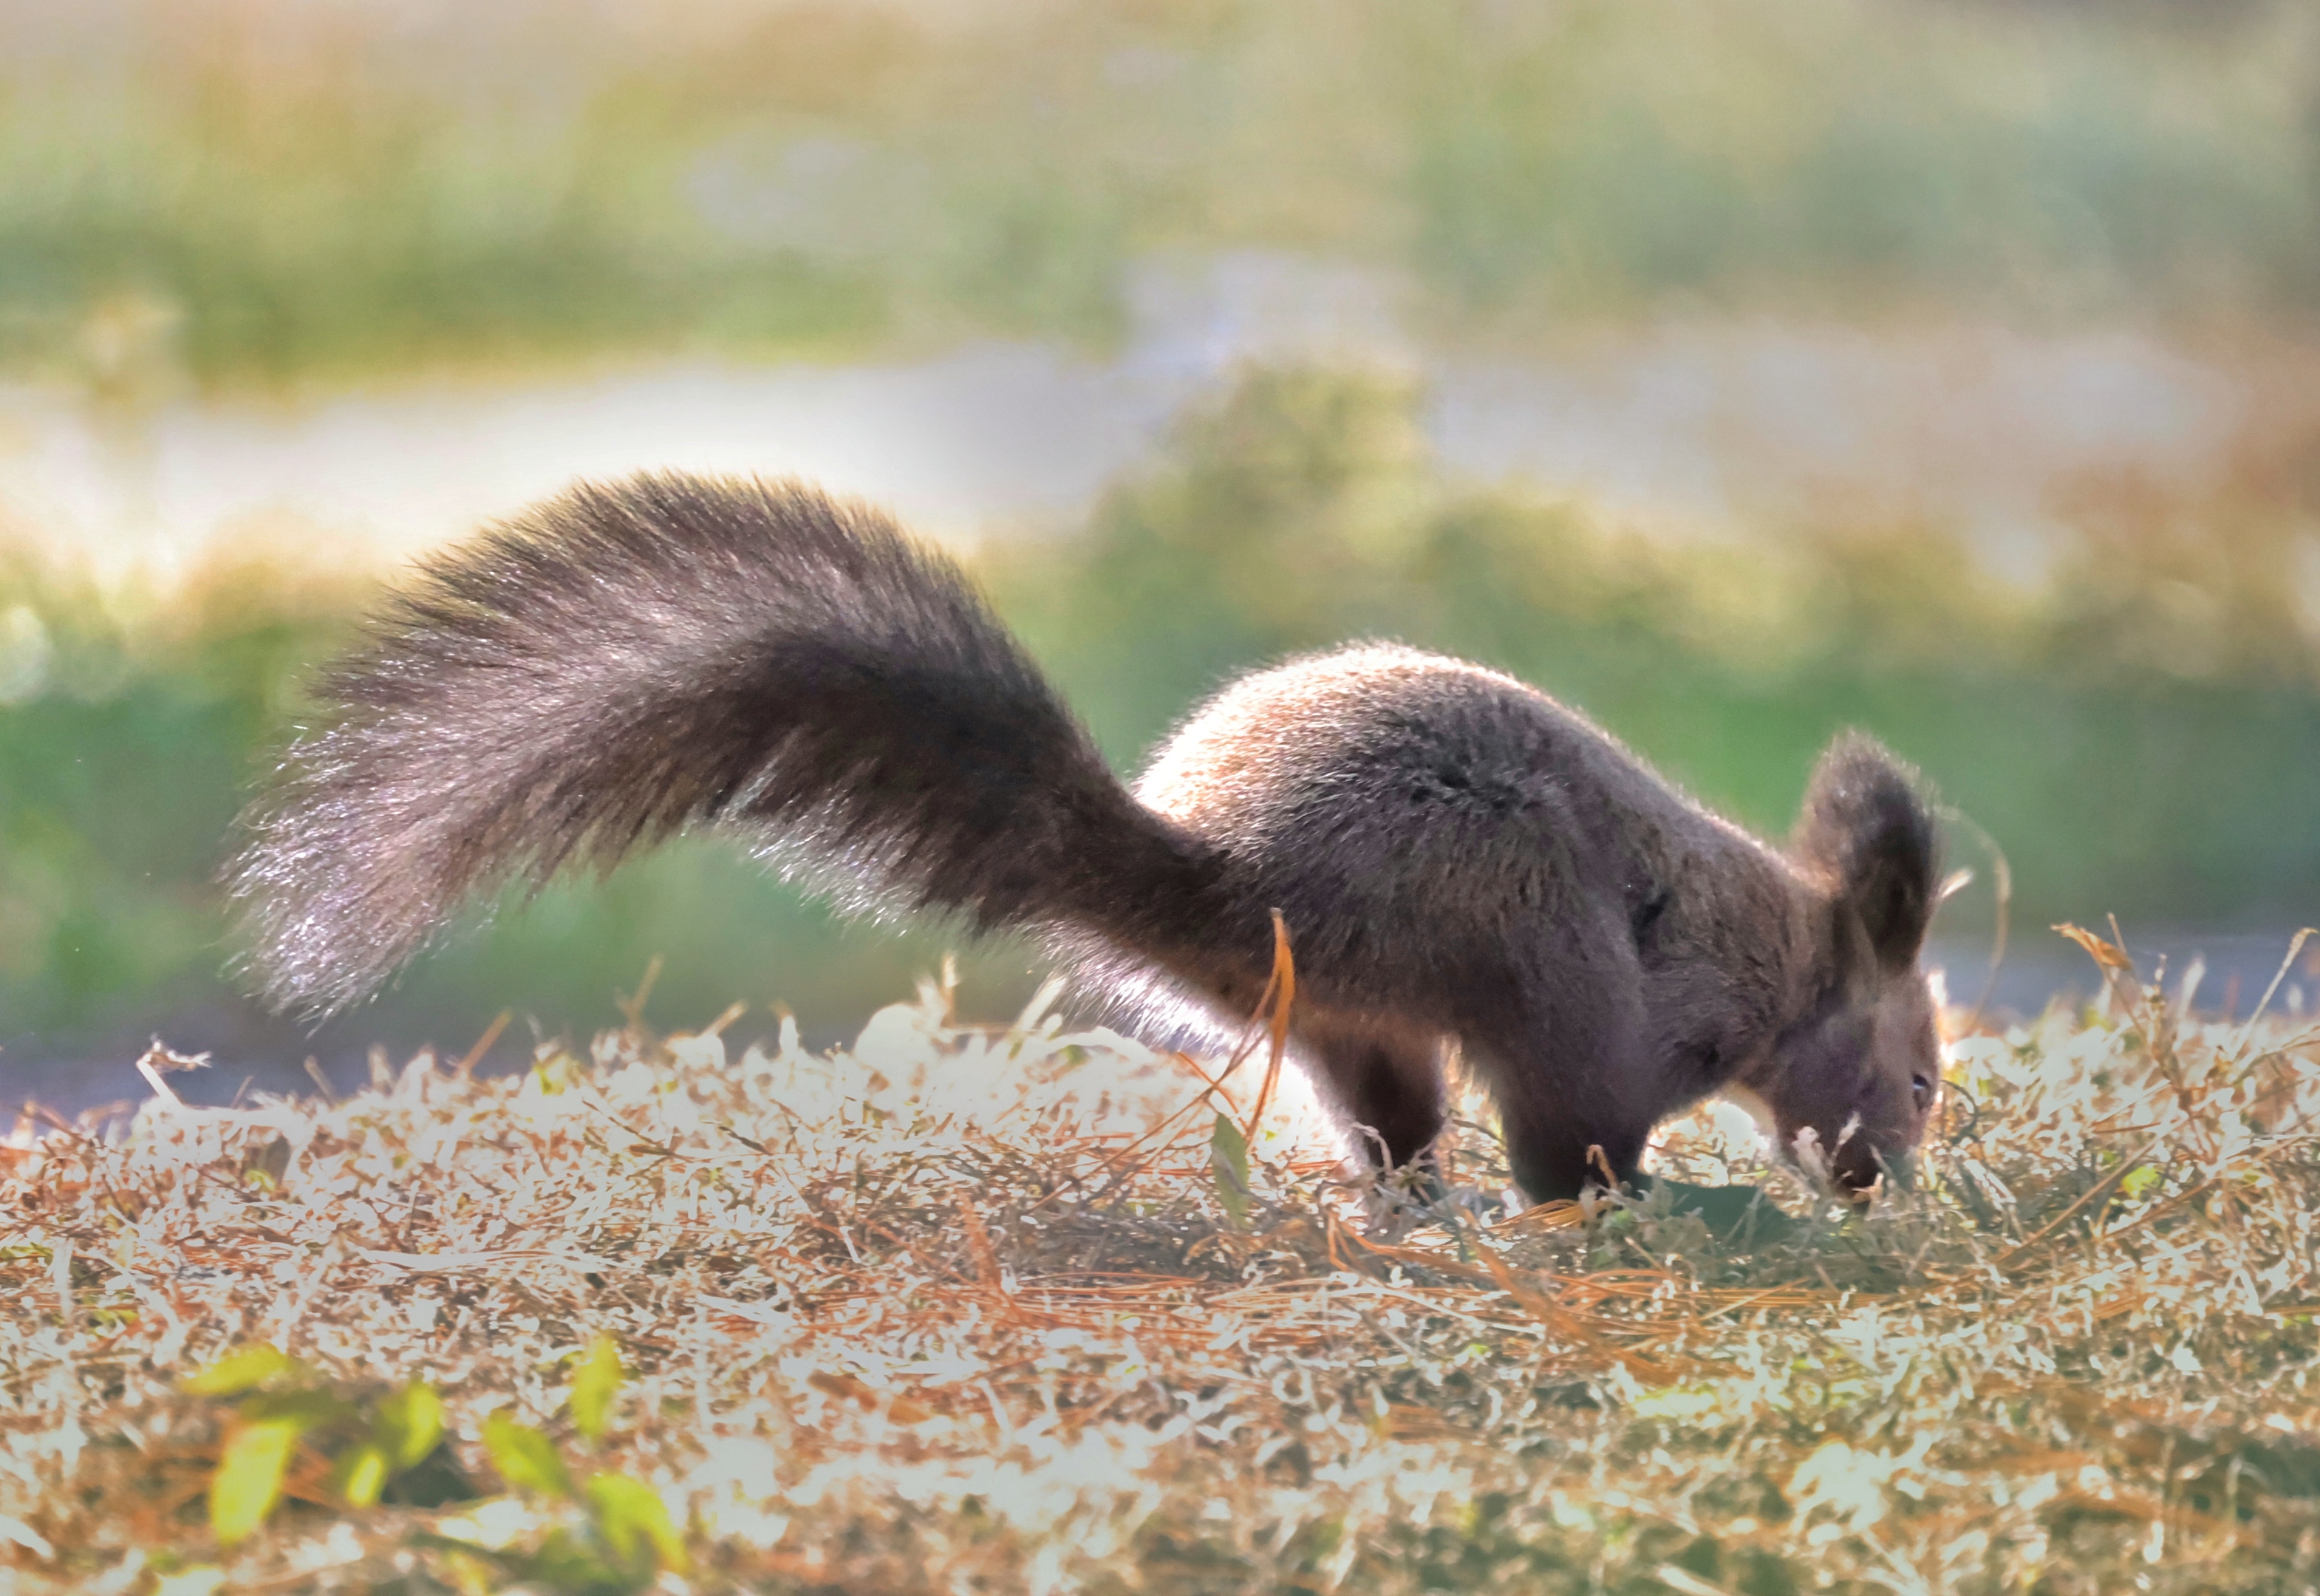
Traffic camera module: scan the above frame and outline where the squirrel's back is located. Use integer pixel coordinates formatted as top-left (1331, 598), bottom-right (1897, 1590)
top-left (1133, 643), bottom-right (1804, 1015)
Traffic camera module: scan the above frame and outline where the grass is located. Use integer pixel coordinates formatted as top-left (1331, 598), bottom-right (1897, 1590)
top-left (1, 930), bottom-right (2317, 1594)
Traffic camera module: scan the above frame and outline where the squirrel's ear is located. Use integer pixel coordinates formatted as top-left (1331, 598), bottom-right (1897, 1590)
top-left (1791, 732), bottom-right (1940, 974)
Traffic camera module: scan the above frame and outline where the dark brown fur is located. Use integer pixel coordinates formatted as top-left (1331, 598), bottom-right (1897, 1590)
top-left (231, 472), bottom-right (1943, 1203)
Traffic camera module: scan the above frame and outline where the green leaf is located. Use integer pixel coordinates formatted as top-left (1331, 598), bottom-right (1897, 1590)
top-left (240, 1390), bottom-right (355, 1428)
top-left (330, 1442), bottom-right (389, 1509)
top-left (1209, 1113), bottom-right (1250, 1229)
top-left (587, 1471), bottom-right (689, 1575)
top-left (568, 1335), bottom-right (624, 1447)
top-left (519, 1527), bottom-right (638, 1595)
top-left (482, 1413), bottom-right (576, 1499)
top-left (181, 1344), bottom-right (302, 1397)
top-left (243, 1135), bottom-right (293, 1191)
top-left (2121, 1164), bottom-right (2163, 1201)
top-left (210, 1419), bottom-right (300, 1545)
top-left (374, 1380), bottom-right (445, 1470)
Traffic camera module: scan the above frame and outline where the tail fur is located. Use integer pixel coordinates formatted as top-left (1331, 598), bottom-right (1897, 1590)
top-left (231, 472), bottom-right (1221, 1016)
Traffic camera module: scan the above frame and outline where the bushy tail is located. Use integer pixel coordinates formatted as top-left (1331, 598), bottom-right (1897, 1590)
top-left (231, 472), bottom-right (1222, 1017)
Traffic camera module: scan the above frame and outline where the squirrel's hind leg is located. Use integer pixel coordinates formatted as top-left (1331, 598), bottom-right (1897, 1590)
top-left (1295, 1012), bottom-right (1450, 1179)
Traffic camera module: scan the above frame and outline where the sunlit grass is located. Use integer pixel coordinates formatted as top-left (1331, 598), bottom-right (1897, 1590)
top-left (1, 934), bottom-right (2316, 1593)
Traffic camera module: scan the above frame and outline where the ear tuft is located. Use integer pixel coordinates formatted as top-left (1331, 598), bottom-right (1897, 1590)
top-left (1791, 732), bottom-right (1941, 972)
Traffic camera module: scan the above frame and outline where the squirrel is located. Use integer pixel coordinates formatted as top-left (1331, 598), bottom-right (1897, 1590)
top-left (231, 471), bottom-right (1945, 1204)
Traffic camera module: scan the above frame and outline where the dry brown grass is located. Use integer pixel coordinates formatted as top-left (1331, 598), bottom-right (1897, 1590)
top-left (2, 936), bottom-right (2319, 1595)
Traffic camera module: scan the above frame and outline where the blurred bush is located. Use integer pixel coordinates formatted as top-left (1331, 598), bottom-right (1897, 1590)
top-left (5, 366), bottom-right (2319, 1064)
top-left (0, 0), bottom-right (2312, 389)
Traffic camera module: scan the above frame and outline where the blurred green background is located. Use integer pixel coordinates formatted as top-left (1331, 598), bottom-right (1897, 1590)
top-left (3, 0), bottom-right (2318, 1094)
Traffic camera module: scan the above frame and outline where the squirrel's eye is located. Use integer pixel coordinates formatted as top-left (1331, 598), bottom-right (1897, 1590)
top-left (1911, 1073), bottom-right (1934, 1111)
